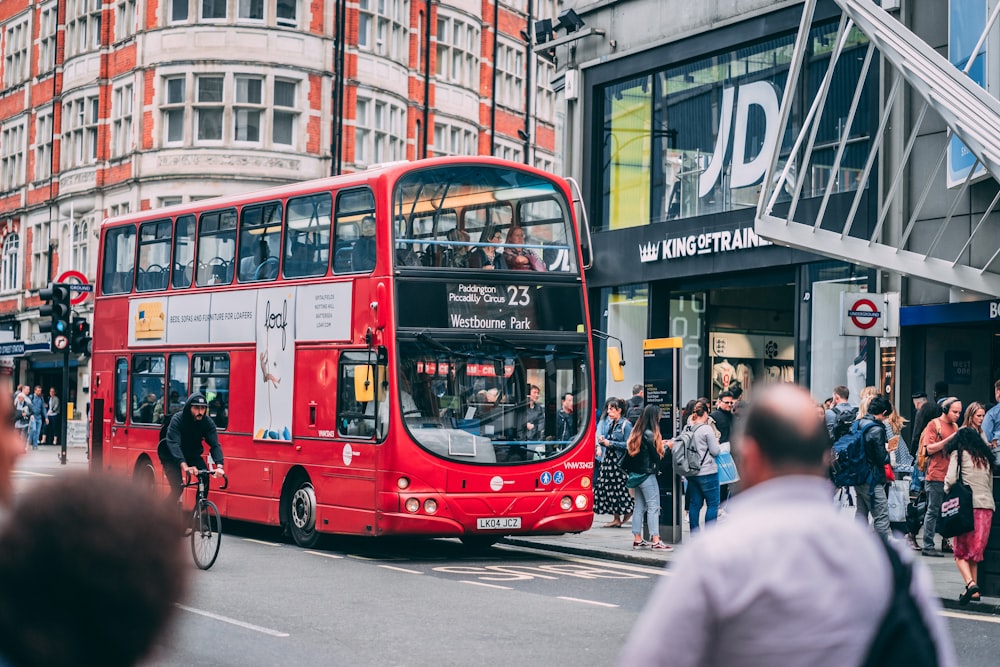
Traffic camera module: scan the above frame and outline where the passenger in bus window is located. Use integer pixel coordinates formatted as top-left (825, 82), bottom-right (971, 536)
top-left (352, 216), bottom-right (377, 272)
top-left (239, 239), bottom-right (271, 281)
top-left (209, 395), bottom-right (228, 430)
top-left (503, 226), bottom-right (546, 271)
top-left (470, 228), bottom-right (503, 269)
top-left (135, 393), bottom-right (158, 424)
top-left (523, 384), bottom-right (545, 441)
top-left (444, 229), bottom-right (471, 268)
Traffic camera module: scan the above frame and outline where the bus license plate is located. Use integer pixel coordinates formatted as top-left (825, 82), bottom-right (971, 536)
top-left (477, 517), bottom-right (521, 530)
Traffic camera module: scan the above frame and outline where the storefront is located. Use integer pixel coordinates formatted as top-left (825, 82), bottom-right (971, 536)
top-left (581, 2), bottom-right (878, 408)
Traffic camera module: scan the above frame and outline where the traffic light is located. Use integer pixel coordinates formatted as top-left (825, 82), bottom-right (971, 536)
top-left (39, 282), bottom-right (72, 353)
top-left (71, 316), bottom-right (91, 356)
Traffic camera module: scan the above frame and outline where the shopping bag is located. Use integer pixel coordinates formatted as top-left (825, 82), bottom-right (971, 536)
top-left (887, 479), bottom-right (909, 523)
top-left (939, 480), bottom-right (974, 538)
top-left (716, 450), bottom-right (740, 485)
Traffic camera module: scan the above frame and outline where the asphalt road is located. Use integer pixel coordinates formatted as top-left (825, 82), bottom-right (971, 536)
top-left (10, 449), bottom-right (1000, 667)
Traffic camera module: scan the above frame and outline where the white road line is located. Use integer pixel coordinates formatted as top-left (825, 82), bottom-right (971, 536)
top-left (557, 596), bottom-right (619, 608)
top-left (379, 565), bottom-right (423, 574)
top-left (460, 580), bottom-right (512, 590)
top-left (495, 545), bottom-right (670, 576)
top-left (12, 470), bottom-right (51, 477)
top-left (242, 538), bottom-right (281, 547)
top-left (304, 551), bottom-right (344, 559)
top-left (940, 610), bottom-right (1000, 624)
top-left (176, 604), bottom-right (290, 637)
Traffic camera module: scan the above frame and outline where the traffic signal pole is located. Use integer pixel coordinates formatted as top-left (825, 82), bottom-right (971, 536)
top-left (40, 283), bottom-right (74, 464)
top-left (60, 345), bottom-right (69, 465)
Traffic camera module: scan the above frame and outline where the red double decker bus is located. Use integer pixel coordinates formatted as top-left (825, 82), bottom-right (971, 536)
top-left (92, 157), bottom-right (595, 547)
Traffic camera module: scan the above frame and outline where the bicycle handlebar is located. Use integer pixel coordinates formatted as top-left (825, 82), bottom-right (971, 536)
top-left (183, 467), bottom-right (229, 490)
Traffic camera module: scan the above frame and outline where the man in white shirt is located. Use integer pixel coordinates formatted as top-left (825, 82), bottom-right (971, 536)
top-left (619, 382), bottom-right (955, 667)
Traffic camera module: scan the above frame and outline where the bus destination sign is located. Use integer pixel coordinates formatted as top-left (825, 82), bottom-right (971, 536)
top-left (447, 284), bottom-right (536, 330)
top-left (396, 280), bottom-right (584, 333)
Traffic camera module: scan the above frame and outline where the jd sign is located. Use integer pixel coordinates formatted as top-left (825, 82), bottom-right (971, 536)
top-left (699, 81), bottom-right (781, 198)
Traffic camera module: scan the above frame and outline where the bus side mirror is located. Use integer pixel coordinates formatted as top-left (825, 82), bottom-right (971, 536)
top-left (607, 346), bottom-right (625, 383)
top-left (353, 365), bottom-right (385, 402)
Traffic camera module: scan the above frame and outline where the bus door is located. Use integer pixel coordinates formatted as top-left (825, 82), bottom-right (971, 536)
top-left (108, 357), bottom-right (131, 473)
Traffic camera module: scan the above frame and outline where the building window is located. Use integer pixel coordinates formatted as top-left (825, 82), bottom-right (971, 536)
top-left (201, 0), bottom-right (227, 20)
top-left (494, 138), bottom-right (522, 164)
top-left (355, 95), bottom-right (405, 165)
top-left (158, 197), bottom-right (182, 208)
top-left (72, 220), bottom-right (90, 274)
top-left (1, 121), bottom-right (26, 191)
top-left (535, 59), bottom-right (555, 122)
top-left (1, 234), bottom-right (21, 293)
top-left (3, 18), bottom-right (29, 88)
top-left (358, 0), bottom-right (408, 62)
top-left (273, 79), bottom-right (296, 145)
top-left (115, 0), bottom-right (137, 41)
top-left (433, 121), bottom-right (476, 157)
top-left (111, 82), bottom-right (134, 158)
top-left (66, 0), bottom-right (103, 57)
top-left (496, 40), bottom-right (524, 112)
top-left (63, 94), bottom-right (100, 168)
top-left (276, 0), bottom-right (298, 26)
top-left (436, 13), bottom-right (480, 88)
top-left (238, 0), bottom-right (264, 20)
top-left (35, 110), bottom-right (53, 181)
top-left (162, 73), bottom-right (299, 147)
top-left (196, 76), bottom-right (224, 141)
top-left (38, 4), bottom-right (58, 74)
top-left (32, 222), bottom-right (51, 289)
top-left (170, 0), bottom-right (189, 22)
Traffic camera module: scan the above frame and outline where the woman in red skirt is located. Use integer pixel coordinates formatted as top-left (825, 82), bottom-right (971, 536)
top-left (945, 427), bottom-right (996, 604)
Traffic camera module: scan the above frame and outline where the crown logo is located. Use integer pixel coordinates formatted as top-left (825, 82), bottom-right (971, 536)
top-left (639, 241), bottom-right (660, 263)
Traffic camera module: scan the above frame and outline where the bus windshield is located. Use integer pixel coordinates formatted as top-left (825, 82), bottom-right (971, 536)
top-left (393, 164), bottom-right (578, 273)
top-left (396, 338), bottom-right (588, 465)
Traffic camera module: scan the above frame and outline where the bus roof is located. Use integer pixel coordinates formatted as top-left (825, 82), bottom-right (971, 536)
top-left (100, 156), bottom-right (564, 229)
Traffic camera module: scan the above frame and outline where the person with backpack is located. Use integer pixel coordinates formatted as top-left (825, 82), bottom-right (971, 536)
top-left (624, 384), bottom-right (643, 425)
top-left (669, 399), bottom-right (721, 532)
top-left (852, 395), bottom-right (893, 539)
top-left (619, 383), bottom-right (956, 667)
top-left (825, 385), bottom-right (857, 441)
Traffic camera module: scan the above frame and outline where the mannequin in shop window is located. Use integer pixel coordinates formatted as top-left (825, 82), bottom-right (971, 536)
top-left (712, 359), bottom-right (736, 394)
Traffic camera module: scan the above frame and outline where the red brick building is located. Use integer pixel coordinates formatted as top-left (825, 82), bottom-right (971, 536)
top-left (0, 0), bottom-right (561, 399)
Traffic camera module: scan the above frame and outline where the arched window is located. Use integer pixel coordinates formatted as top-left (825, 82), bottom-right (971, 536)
top-left (2, 233), bottom-right (21, 292)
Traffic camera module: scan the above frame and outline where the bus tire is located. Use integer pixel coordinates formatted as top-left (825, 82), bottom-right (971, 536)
top-left (133, 457), bottom-right (156, 489)
top-left (285, 475), bottom-right (319, 548)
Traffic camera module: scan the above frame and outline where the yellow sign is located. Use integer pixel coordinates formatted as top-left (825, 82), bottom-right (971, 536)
top-left (135, 301), bottom-right (165, 339)
top-left (643, 337), bottom-right (683, 350)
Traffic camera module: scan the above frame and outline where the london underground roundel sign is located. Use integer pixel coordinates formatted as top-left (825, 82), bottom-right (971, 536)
top-left (848, 298), bottom-right (881, 330)
top-left (56, 270), bottom-right (90, 305)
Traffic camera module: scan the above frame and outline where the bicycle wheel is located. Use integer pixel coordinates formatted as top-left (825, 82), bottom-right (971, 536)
top-left (190, 499), bottom-right (222, 570)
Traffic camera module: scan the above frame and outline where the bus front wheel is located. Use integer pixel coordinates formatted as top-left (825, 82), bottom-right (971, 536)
top-left (285, 476), bottom-right (319, 548)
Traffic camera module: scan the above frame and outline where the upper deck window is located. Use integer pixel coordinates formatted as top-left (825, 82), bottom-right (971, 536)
top-left (333, 188), bottom-right (377, 274)
top-left (393, 165), bottom-right (577, 273)
top-left (237, 201), bottom-right (282, 283)
top-left (136, 219), bottom-right (172, 292)
top-left (101, 226), bottom-right (137, 295)
top-left (196, 209), bottom-right (237, 287)
top-left (172, 215), bottom-right (196, 289)
top-left (284, 192), bottom-right (331, 279)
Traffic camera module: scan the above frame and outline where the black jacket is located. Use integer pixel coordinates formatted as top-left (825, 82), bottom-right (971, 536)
top-left (157, 393), bottom-right (224, 467)
top-left (860, 414), bottom-right (889, 484)
top-left (624, 430), bottom-right (661, 475)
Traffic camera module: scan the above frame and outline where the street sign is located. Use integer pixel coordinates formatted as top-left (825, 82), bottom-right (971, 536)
top-left (56, 270), bottom-right (91, 305)
top-left (0, 341), bottom-right (25, 356)
top-left (53, 335), bottom-right (69, 351)
top-left (839, 292), bottom-right (900, 337)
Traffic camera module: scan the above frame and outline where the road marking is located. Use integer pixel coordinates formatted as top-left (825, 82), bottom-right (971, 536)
top-left (304, 551), bottom-right (344, 559)
top-left (243, 538), bottom-right (281, 547)
top-left (177, 604), bottom-right (290, 637)
top-left (558, 596), bottom-right (619, 608)
top-left (12, 470), bottom-right (52, 477)
top-left (495, 545), bottom-right (670, 577)
top-left (379, 565), bottom-right (423, 574)
top-left (460, 580), bottom-right (512, 590)
top-left (940, 610), bottom-right (1000, 624)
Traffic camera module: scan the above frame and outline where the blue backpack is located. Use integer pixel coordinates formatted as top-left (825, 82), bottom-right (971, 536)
top-left (831, 419), bottom-right (879, 488)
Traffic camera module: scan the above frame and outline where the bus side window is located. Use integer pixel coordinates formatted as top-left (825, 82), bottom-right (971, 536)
top-left (114, 358), bottom-right (129, 423)
top-left (334, 188), bottom-right (375, 274)
top-left (196, 208), bottom-right (237, 287)
top-left (284, 193), bottom-right (331, 278)
top-left (337, 352), bottom-right (379, 439)
top-left (172, 215), bottom-right (196, 289)
top-left (101, 226), bottom-right (137, 295)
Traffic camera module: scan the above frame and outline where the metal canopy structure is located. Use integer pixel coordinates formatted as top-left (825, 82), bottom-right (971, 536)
top-left (756, 0), bottom-right (1000, 297)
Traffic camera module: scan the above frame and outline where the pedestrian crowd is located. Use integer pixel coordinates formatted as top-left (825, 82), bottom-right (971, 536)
top-left (11, 383), bottom-right (61, 451)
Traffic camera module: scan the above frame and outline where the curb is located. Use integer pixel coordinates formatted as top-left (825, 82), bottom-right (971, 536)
top-left (502, 536), bottom-right (1000, 615)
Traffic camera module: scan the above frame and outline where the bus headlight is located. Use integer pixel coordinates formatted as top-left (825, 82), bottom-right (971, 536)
top-left (575, 495), bottom-right (588, 510)
top-left (580, 476), bottom-right (591, 489)
top-left (405, 498), bottom-right (420, 513)
top-left (397, 477), bottom-right (410, 490)
top-left (423, 498), bottom-right (438, 514)
top-left (560, 496), bottom-right (573, 511)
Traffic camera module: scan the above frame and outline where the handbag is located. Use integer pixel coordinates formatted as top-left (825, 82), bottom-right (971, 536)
top-left (939, 449), bottom-right (975, 539)
top-left (716, 443), bottom-right (740, 485)
top-left (887, 479), bottom-right (909, 523)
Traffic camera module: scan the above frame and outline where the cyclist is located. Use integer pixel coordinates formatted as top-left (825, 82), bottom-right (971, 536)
top-left (157, 393), bottom-right (225, 507)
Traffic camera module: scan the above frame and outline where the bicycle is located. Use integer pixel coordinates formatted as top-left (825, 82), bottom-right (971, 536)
top-left (182, 467), bottom-right (228, 570)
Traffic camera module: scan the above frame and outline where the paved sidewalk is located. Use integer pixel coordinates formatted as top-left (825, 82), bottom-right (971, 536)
top-left (504, 512), bottom-right (1000, 615)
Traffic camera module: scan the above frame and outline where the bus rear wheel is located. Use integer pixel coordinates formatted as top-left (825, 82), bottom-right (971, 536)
top-left (286, 477), bottom-right (319, 548)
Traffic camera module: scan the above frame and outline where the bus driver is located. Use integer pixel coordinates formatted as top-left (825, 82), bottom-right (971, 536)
top-left (157, 393), bottom-right (226, 513)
